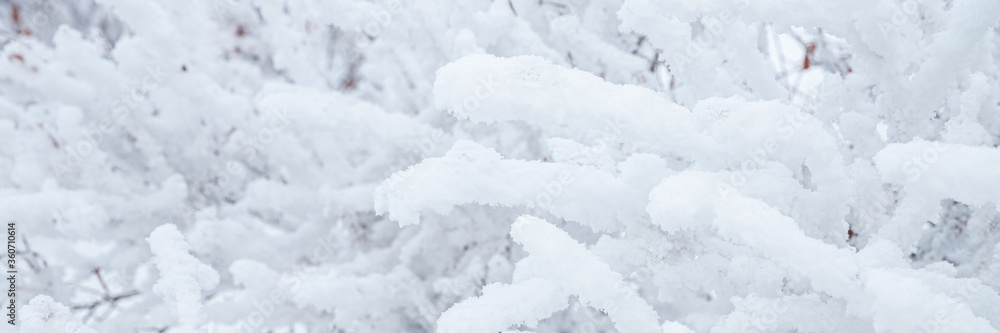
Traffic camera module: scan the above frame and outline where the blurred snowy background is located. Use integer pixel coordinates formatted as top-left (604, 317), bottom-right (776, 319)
top-left (1, 0), bottom-right (999, 332)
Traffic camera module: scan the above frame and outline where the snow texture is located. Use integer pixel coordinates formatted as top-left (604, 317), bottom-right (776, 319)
top-left (4, 0), bottom-right (1000, 332)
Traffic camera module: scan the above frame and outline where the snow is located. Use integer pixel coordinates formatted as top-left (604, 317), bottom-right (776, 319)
top-left (147, 224), bottom-right (220, 332)
top-left (4, 0), bottom-right (1000, 332)
top-left (433, 54), bottom-right (708, 160)
top-left (437, 278), bottom-right (569, 333)
top-left (375, 140), bottom-right (640, 232)
top-left (874, 140), bottom-right (1000, 248)
top-left (509, 215), bottom-right (662, 333)
top-left (21, 295), bottom-right (97, 333)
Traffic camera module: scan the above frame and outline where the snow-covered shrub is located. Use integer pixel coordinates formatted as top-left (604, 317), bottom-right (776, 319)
top-left (1, 0), bottom-right (999, 332)
top-left (374, 1), bottom-right (1000, 332)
